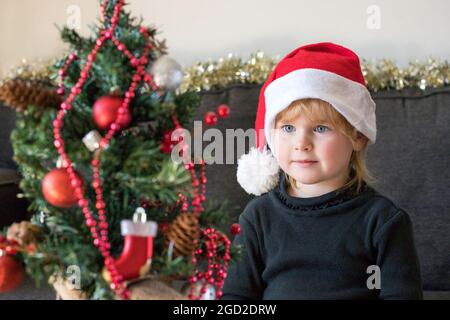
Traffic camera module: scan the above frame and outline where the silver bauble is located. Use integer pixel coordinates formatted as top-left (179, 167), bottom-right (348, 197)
top-left (180, 279), bottom-right (216, 300)
top-left (199, 283), bottom-right (216, 300)
top-left (149, 55), bottom-right (184, 90)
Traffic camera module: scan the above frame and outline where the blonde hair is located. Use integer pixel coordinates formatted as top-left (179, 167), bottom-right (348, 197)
top-left (274, 98), bottom-right (377, 195)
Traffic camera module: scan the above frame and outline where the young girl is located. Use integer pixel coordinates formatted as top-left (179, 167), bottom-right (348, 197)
top-left (221, 42), bottom-right (423, 300)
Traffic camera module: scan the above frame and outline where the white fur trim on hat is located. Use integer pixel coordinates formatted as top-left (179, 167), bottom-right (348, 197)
top-left (236, 147), bottom-right (279, 196)
top-left (264, 68), bottom-right (377, 149)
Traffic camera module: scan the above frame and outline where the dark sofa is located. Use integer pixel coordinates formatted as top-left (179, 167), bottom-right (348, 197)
top-left (0, 84), bottom-right (449, 299)
top-left (196, 84), bottom-right (450, 299)
top-left (0, 105), bottom-right (30, 228)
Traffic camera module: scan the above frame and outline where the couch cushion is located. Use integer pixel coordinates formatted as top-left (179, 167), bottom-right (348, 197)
top-left (368, 86), bottom-right (450, 291)
top-left (0, 168), bottom-right (21, 185)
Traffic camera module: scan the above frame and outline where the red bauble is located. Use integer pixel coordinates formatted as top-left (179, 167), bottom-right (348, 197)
top-left (92, 95), bottom-right (131, 130)
top-left (204, 112), bottom-right (218, 126)
top-left (230, 223), bottom-right (241, 235)
top-left (160, 128), bottom-right (185, 155)
top-left (217, 104), bottom-right (230, 118)
top-left (0, 254), bottom-right (25, 293)
top-left (42, 168), bottom-right (81, 208)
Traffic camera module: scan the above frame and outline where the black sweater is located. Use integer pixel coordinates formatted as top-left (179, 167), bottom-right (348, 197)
top-left (221, 174), bottom-right (423, 300)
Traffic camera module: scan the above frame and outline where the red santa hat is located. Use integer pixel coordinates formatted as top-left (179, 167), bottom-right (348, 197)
top-left (237, 42), bottom-right (377, 195)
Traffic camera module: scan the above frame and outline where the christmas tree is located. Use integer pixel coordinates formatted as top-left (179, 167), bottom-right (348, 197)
top-left (0, 0), bottom-right (240, 300)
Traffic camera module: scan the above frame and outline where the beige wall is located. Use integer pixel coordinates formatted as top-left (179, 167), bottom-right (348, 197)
top-left (1, 0), bottom-right (449, 75)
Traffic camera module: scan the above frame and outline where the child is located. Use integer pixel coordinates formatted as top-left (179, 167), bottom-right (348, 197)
top-left (221, 42), bottom-right (423, 300)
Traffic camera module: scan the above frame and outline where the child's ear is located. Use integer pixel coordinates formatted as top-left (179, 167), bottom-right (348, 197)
top-left (353, 132), bottom-right (368, 151)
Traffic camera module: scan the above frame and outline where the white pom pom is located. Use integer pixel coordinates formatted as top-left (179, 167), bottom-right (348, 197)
top-left (236, 147), bottom-right (280, 196)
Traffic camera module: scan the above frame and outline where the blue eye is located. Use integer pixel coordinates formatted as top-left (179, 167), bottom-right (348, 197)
top-left (314, 125), bottom-right (330, 133)
top-left (281, 125), bottom-right (295, 133)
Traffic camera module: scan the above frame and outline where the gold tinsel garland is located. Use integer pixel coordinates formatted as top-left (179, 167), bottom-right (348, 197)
top-left (180, 52), bottom-right (279, 92)
top-left (361, 58), bottom-right (450, 92)
top-left (0, 58), bottom-right (56, 86)
top-left (1, 53), bottom-right (449, 96)
top-left (181, 53), bottom-right (450, 93)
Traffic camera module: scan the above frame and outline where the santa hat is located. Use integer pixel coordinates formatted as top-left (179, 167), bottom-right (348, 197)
top-left (237, 42), bottom-right (377, 196)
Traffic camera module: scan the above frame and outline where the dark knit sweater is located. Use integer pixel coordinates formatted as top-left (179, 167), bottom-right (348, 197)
top-left (221, 174), bottom-right (423, 300)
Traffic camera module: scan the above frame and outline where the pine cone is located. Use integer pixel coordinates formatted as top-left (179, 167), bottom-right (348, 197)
top-left (165, 212), bottom-right (201, 257)
top-left (0, 78), bottom-right (61, 112)
top-left (127, 275), bottom-right (187, 300)
top-left (7, 221), bottom-right (42, 246)
top-left (49, 275), bottom-right (88, 300)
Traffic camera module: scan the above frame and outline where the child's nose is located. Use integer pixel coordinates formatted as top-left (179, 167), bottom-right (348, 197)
top-left (294, 134), bottom-right (313, 151)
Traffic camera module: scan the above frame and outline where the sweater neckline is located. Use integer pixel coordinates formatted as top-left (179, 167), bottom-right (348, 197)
top-left (270, 173), bottom-right (371, 216)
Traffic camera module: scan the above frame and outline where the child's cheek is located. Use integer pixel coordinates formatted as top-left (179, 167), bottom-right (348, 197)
top-left (272, 133), bottom-right (290, 170)
top-left (271, 131), bottom-right (285, 154)
top-left (318, 138), bottom-right (350, 168)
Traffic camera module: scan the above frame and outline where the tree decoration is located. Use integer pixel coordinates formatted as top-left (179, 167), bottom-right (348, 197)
top-left (7, 0), bottom-right (240, 300)
top-left (57, 52), bottom-right (77, 96)
top-left (230, 223), bottom-right (241, 236)
top-left (92, 95), bottom-right (132, 131)
top-left (187, 229), bottom-right (231, 300)
top-left (3, 53), bottom-right (450, 98)
top-left (49, 0), bottom-right (159, 299)
top-left (181, 279), bottom-right (216, 300)
top-left (181, 53), bottom-right (450, 93)
top-left (103, 207), bottom-right (158, 282)
top-left (204, 111), bottom-right (218, 126)
top-left (160, 125), bottom-right (185, 155)
top-left (0, 236), bottom-right (26, 293)
top-left (165, 211), bottom-right (201, 258)
top-left (82, 130), bottom-right (103, 152)
top-left (6, 221), bottom-right (42, 247)
top-left (149, 55), bottom-right (184, 91)
top-left (0, 252), bottom-right (25, 293)
top-left (0, 78), bottom-right (61, 112)
top-left (127, 275), bottom-right (186, 300)
top-left (41, 168), bottom-right (82, 208)
top-left (216, 104), bottom-right (230, 118)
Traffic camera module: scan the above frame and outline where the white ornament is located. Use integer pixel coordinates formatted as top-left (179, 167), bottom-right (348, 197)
top-left (236, 147), bottom-right (279, 196)
top-left (39, 211), bottom-right (48, 224)
top-left (82, 130), bottom-right (102, 151)
top-left (200, 283), bottom-right (216, 300)
top-left (149, 55), bottom-right (184, 90)
top-left (181, 279), bottom-right (216, 300)
top-left (56, 156), bottom-right (65, 168)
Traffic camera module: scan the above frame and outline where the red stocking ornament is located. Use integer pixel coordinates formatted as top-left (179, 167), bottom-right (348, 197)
top-left (103, 208), bottom-right (157, 282)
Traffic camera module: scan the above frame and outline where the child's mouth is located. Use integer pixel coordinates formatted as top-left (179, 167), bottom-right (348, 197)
top-left (292, 160), bottom-right (318, 168)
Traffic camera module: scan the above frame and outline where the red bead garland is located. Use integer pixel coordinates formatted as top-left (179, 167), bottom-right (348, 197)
top-left (57, 52), bottom-right (78, 96)
top-left (230, 223), bottom-right (241, 236)
top-left (0, 237), bottom-right (21, 256)
top-left (169, 115), bottom-right (207, 214)
top-left (216, 104), bottom-right (230, 118)
top-left (188, 228), bottom-right (231, 300)
top-left (52, 0), bottom-right (159, 300)
top-left (204, 112), bottom-right (218, 126)
top-left (160, 126), bottom-right (185, 155)
top-left (168, 116), bottom-right (232, 300)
